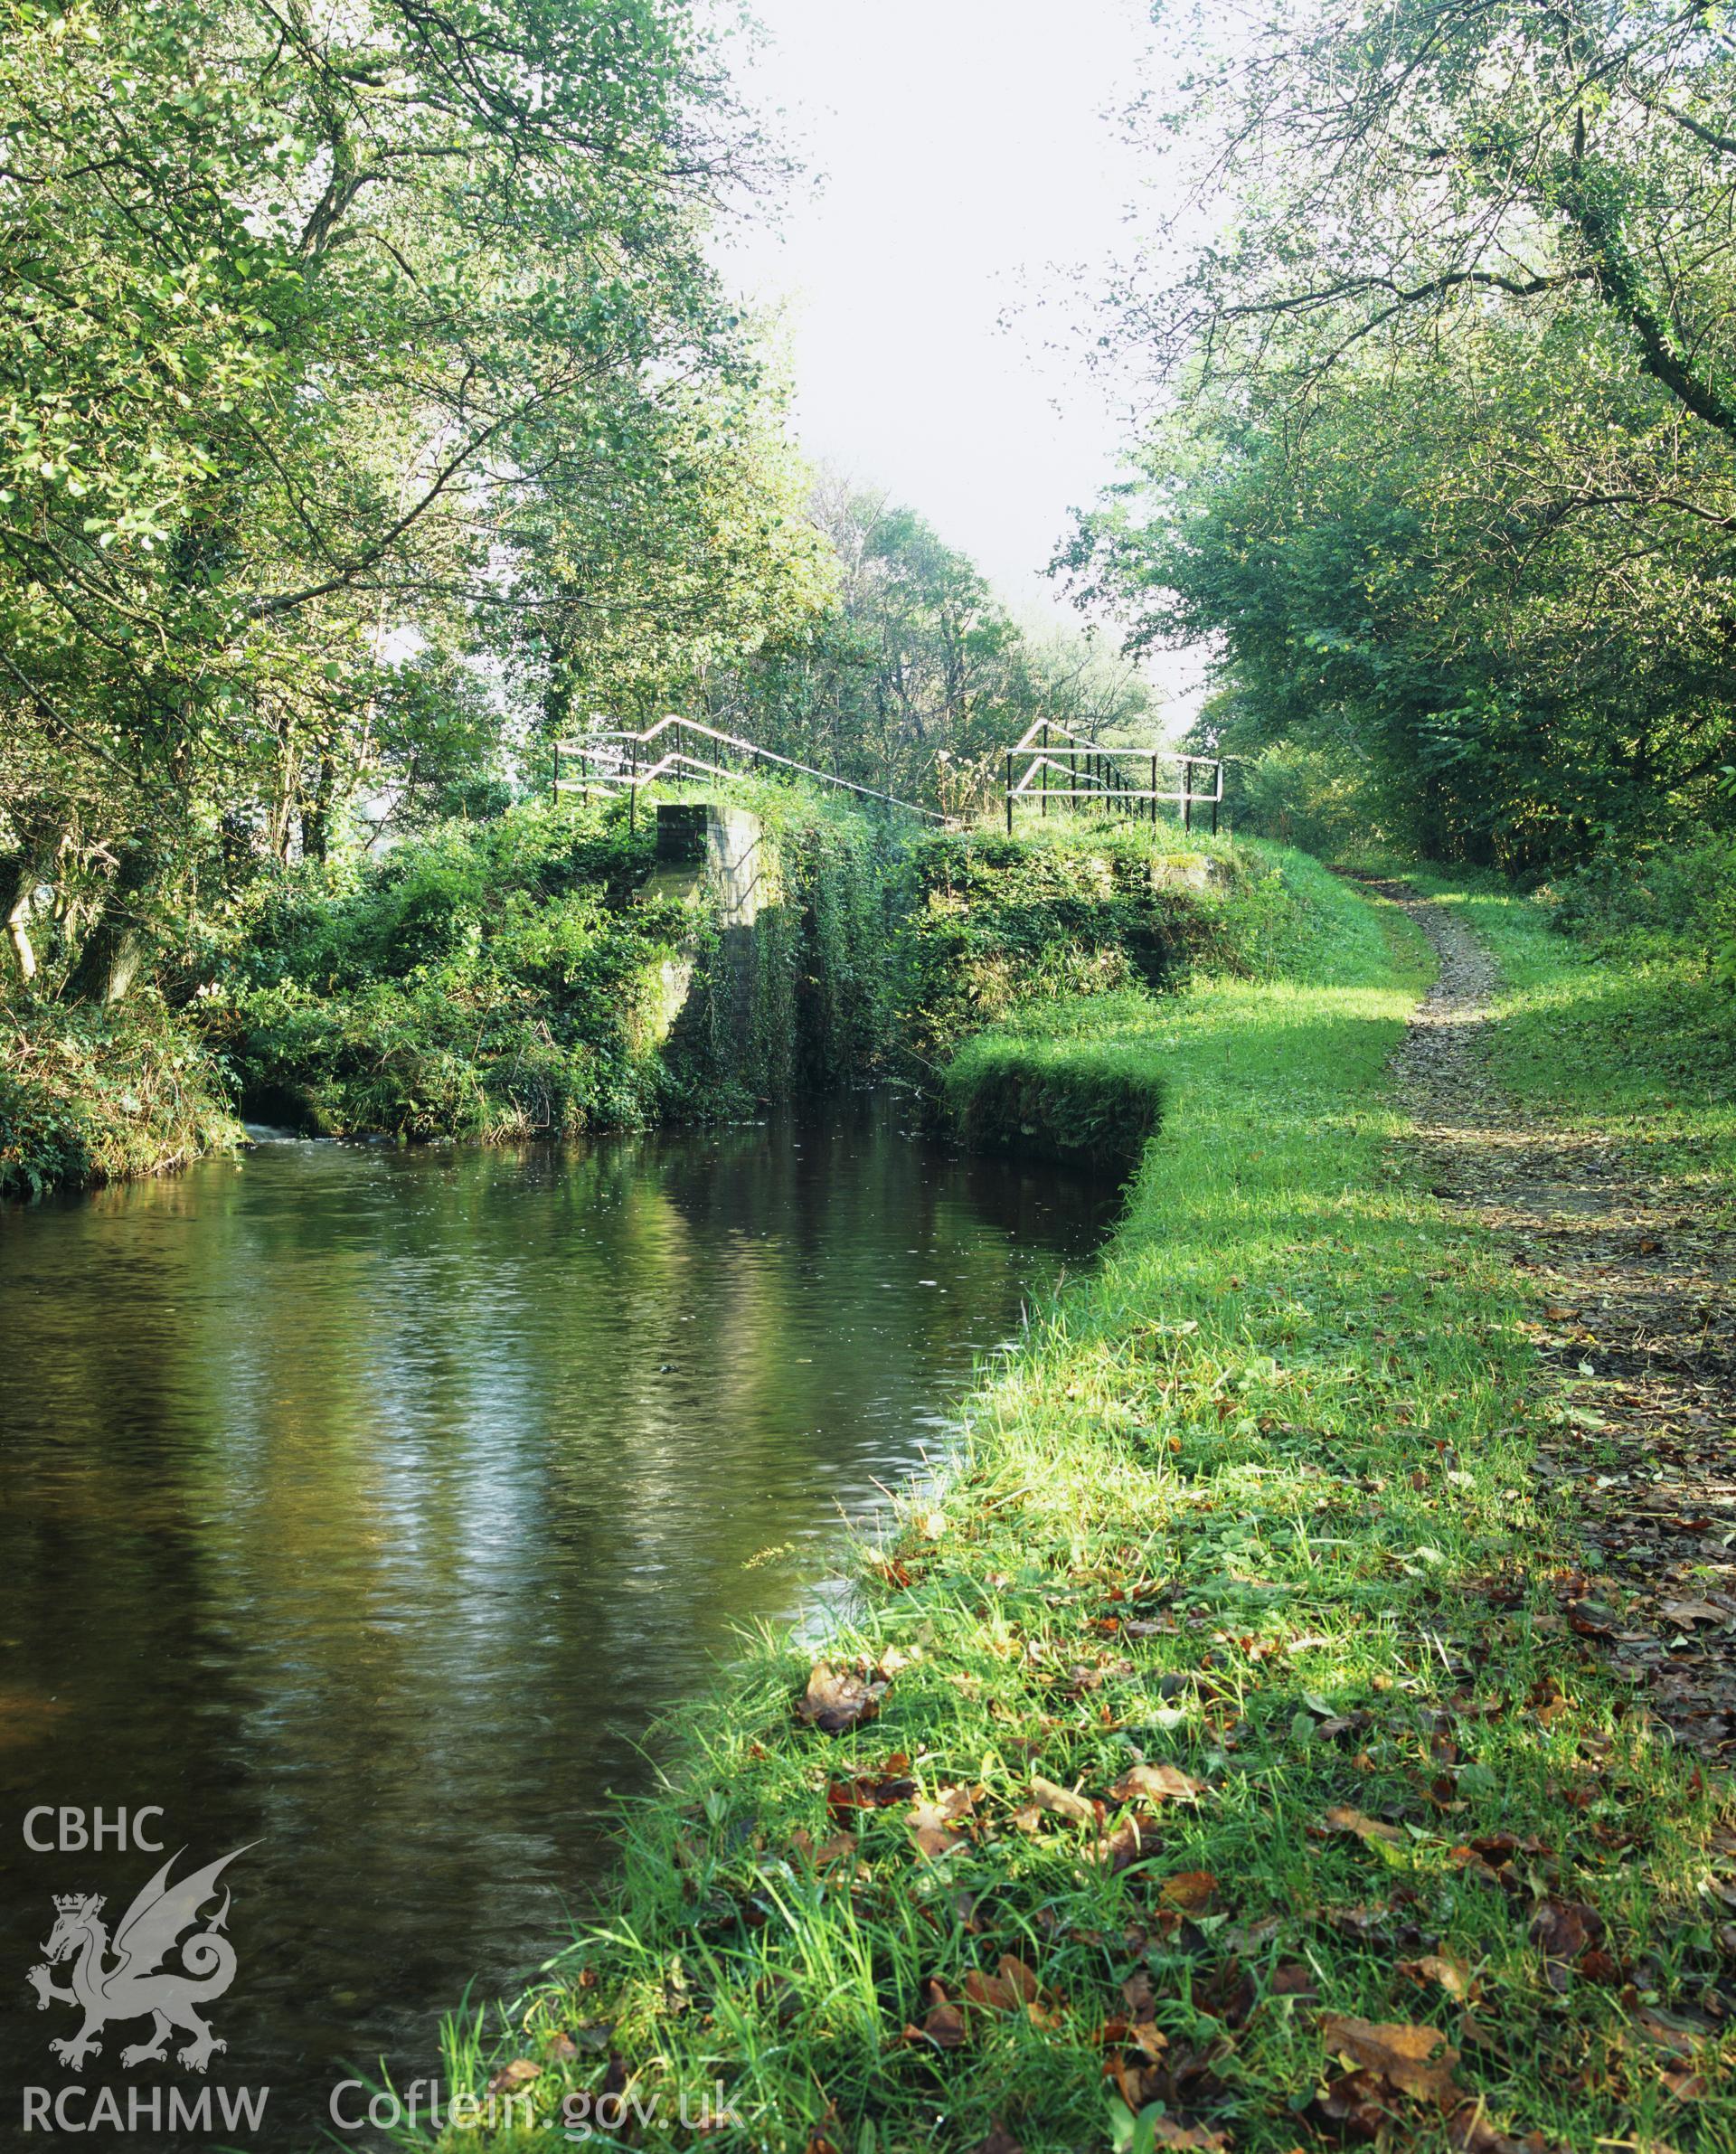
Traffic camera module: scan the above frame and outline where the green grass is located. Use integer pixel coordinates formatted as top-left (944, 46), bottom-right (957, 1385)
top-left (427, 848), bottom-right (1732, 2154)
top-left (1404, 869), bottom-right (1736, 1219)
top-left (940, 991), bottom-right (1171, 1171)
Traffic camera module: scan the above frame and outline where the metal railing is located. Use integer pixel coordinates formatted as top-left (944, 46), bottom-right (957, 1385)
top-left (552, 716), bottom-right (948, 830)
top-left (1003, 721), bottom-right (1222, 836)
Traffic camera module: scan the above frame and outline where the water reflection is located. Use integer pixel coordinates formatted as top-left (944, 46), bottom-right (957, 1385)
top-left (0, 1099), bottom-right (1110, 2148)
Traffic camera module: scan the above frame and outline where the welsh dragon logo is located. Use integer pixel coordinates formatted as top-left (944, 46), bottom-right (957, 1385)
top-left (26, 1845), bottom-right (251, 2074)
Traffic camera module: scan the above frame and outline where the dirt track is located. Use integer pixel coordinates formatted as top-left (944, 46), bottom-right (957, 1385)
top-left (1373, 881), bottom-right (1736, 1763)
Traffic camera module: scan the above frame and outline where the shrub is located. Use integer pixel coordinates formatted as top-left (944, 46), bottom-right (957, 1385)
top-left (1550, 826), bottom-right (1736, 983)
top-left (899, 824), bottom-right (1301, 1072)
top-left (0, 997), bottom-right (238, 1200)
top-left (1228, 736), bottom-right (1395, 861)
top-left (210, 802), bottom-right (690, 1139)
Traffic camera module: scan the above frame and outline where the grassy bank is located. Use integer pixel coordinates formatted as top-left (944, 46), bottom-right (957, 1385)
top-left (429, 851), bottom-right (1730, 2154)
top-left (906, 828), bottom-right (1308, 1170)
top-left (899, 827), bottom-right (1297, 1076)
top-left (1403, 868), bottom-right (1736, 1222)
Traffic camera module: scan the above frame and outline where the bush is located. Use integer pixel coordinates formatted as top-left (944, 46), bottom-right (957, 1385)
top-left (899, 824), bottom-right (1303, 1073)
top-left (210, 802), bottom-right (691, 1139)
top-left (1550, 827), bottom-right (1736, 984)
top-left (0, 997), bottom-right (239, 1200)
top-left (1227, 737), bottom-right (1395, 861)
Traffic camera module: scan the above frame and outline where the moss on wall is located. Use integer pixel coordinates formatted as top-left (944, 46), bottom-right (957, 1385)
top-left (661, 787), bottom-right (906, 1117)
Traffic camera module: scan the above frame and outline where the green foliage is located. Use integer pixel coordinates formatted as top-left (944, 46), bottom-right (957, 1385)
top-left (900, 826), bottom-right (1303, 1073)
top-left (0, 998), bottom-right (238, 1200)
top-left (937, 844), bottom-right (1335, 1167)
top-left (1551, 827), bottom-right (1736, 981)
top-left (534, 388), bottom-right (838, 735)
top-left (206, 787), bottom-right (911, 1144)
top-left (1070, 323), bottom-right (1736, 872)
top-left (213, 804), bottom-right (686, 1140)
top-left (1227, 736), bottom-right (1399, 865)
top-left (940, 989), bottom-right (1169, 1171)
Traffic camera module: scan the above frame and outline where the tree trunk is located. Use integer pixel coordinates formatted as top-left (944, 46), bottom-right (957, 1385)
top-left (67, 836), bottom-right (160, 1005)
top-left (4, 852), bottom-right (37, 983)
top-left (300, 753), bottom-right (334, 863)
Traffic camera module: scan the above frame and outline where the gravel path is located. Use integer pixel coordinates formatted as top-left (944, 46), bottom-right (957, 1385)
top-left (1372, 880), bottom-right (1736, 1763)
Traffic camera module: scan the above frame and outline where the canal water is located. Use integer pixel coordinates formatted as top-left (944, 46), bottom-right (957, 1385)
top-left (0, 1100), bottom-right (1110, 2147)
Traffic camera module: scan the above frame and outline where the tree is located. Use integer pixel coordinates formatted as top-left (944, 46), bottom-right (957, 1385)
top-left (712, 482), bottom-right (1160, 812)
top-left (1069, 305), bottom-right (1736, 867)
top-left (525, 377), bottom-right (837, 740)
top-left (1066, 0), bottom-right (1736, 867)
top-left (0, 0), bottom-right (769, 993)
top-left (1134, 0), bottom-right (1736, 458)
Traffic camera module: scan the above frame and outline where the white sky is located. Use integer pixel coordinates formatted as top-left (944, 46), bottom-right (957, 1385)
top-left (712, 0), bottom-right (1209, 723)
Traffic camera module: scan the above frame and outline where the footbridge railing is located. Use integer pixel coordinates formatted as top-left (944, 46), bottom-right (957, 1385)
top-left (552, 716), bottom-right (948, 830)
top-left (1003, 722), bottom-right (1222, 836)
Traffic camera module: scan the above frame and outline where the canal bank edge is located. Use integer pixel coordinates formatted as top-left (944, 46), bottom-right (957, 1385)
top-left (429, 857), bottom-right (1729, 2152)
top-left (4, 792), bottom-right (1277, 1196)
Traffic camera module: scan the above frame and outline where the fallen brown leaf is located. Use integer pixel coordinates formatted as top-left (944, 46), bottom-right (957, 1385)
top-left (1196, 1957), bottom-right (1256, 2028)
top-left (1110, 1762), bottom-right (1207, 1805)
top-left (1106, 2038), bottom-right (1233, 2125)
top-left (1630, 2002), bottom-right (1714, 2057)
top-left (1527, 1897), bottom-right (1605, 1993)
top-left (1321, 1902), bottom-right (1397, 1940)
top-left (963, 1954), bottom-right (1051, 2021)
top-left (1128, 2020), bottom-right (1169, 2063)
top-left (796, 1662), bottom-right (887, 1734)
top-left (827, 1771), bottom-right (915, 1819)
top-left (904, 1985), bottom-right (967, 2050)
top-left (1158, 1869), bottom-right (1218, 1913)
top-left (1399, 1951), bottom-right (1474, 2000)
top-left (1099, 1809), bottom-right (1171, 1871)
top-left (1319, 2012), bottom-right (1460, 2104)
top-left (1028, 1773), bottom-right (1098, 1824)
top-left (909, 1783), bottom-right (976, 1856)
top-left (1321, 1803), bottom-right (1407, 1847)
top-left (1310, 2069), bottom-right (1397, 2141)
top-left (1448, 2102), bottom-right (1564, 2153)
